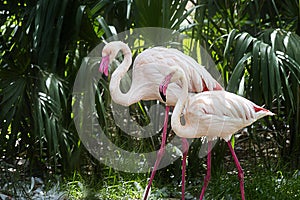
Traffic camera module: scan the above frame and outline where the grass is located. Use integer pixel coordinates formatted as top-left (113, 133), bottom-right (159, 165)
top-left (200, 169), bottom-right (300, 200)
top-left (59, 166), bottom-right (300, 200)
top-left (1, 137), bottom-right (299, 200)
top-left (1, 157), bottom-right (300, 199)
top-left (62, 169), bottom-right (147, 199)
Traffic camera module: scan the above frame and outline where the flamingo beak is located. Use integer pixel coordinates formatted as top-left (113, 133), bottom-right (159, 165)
top-left (99, 55), bottom-right (109, 78)
top-left (159, 73), bottom-right (174, 103)
top-left (159, 84), bottom-right (166, 102)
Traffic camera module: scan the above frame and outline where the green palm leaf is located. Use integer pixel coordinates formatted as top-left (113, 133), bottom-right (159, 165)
top-left (225, 29), bottom-right (300, 110)
top-left (0, 0), bottom-right (105, 171)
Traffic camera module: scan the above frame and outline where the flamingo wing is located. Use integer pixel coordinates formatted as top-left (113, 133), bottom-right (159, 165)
top-left (134, 47), bottom-right (223, 93)
top-left (182, 91), bottom-right (273, 140)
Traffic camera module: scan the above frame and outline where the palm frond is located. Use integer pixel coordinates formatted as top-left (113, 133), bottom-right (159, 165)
top-left (225, 29), bottom-right (300, 111)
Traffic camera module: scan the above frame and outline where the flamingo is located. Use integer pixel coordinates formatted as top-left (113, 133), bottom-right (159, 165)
top-left (98, 41), bottom-right (223, 200)
top-left (99, 41), bottom-right (223, 106)
top-left (159, 66), bottom-right (274, 200)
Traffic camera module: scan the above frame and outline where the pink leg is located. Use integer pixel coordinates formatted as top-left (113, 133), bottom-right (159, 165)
top-left (227, 141), bottom-right (245, 200)
top-left (181, 138), bottom-right (189, 200)
top-left (199, 141), bottom-right (212, 200)
top-left (144, 106), bottom-right (170, 200)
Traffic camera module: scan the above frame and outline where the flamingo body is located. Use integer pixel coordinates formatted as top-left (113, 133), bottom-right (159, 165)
top-left (99, 41), bottom-right (223, 106)
top-left (159, 66), bottom-right (274, 200)
top-left (134, 46), bottom-right (221, 93)
top-left (172, 90), bottom-right (274, 141)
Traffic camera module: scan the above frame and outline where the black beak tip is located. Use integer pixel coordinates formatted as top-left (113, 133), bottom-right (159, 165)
top-left (160, 91), bottom-right (166, 102)
top-left (101, 73), bottom-right (108, 81)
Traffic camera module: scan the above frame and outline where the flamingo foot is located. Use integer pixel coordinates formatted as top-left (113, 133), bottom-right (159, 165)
top-left (227, 141), bottom-right (245, 200)
top-left (199, 141), bottom-right (212, 200)
top-left (143, 106), bottom-right (170, 200)
top-left (181, 138), bottom-right (189, 200)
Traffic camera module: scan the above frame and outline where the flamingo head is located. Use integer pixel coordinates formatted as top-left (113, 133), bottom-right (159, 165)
top-left (99, 55), bottom-right (109, 77)
top-left (99, 41), bottom-right (128, 77)
top-left (159, 72), bottom-right (174, 102)
top-left (159, 66), bottom-right (184, 102)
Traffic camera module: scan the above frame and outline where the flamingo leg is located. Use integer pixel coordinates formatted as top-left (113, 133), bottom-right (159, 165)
top-left (181, 138), bottom-right (189, 200)
top-left (227, 141), bottom-right (245, 200)
top-left (199, 141), bottom-right (212, 200)
top-left (143, 106), bottom-right (170, 200)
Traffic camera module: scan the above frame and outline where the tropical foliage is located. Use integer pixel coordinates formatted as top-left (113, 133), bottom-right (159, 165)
top-left (1, 0), bottom-right (300, 198)
top-left (0, 0), bottom-right (103, 172)
top-left (190, 0), bottom-right (300, 168)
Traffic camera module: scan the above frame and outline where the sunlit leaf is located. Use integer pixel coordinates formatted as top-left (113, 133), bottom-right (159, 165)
top-left (223, 29), bottom-right (237, 57)
top-left (227, 52), bottom-right (251, 92)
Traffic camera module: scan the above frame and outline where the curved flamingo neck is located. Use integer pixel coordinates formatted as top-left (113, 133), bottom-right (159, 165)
top-left (109, 45), bottom-right (137, 106)
top-left (170, 73), bottom-right (191, 137)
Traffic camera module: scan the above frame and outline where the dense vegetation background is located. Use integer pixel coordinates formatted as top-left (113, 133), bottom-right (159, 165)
top-left (1, 0), bottom-right (300, 199)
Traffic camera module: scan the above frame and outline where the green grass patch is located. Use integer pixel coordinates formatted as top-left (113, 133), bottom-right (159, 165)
top-left (60, 167), bottom-right (300, 199)
top-left (1, 162), bottom-right (299, 199)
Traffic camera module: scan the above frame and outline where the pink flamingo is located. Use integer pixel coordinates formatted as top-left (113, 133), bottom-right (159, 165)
top-left (159, 66), bottom-right (274, 200)
top-left (99, 41), bottom-right (223, 200)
